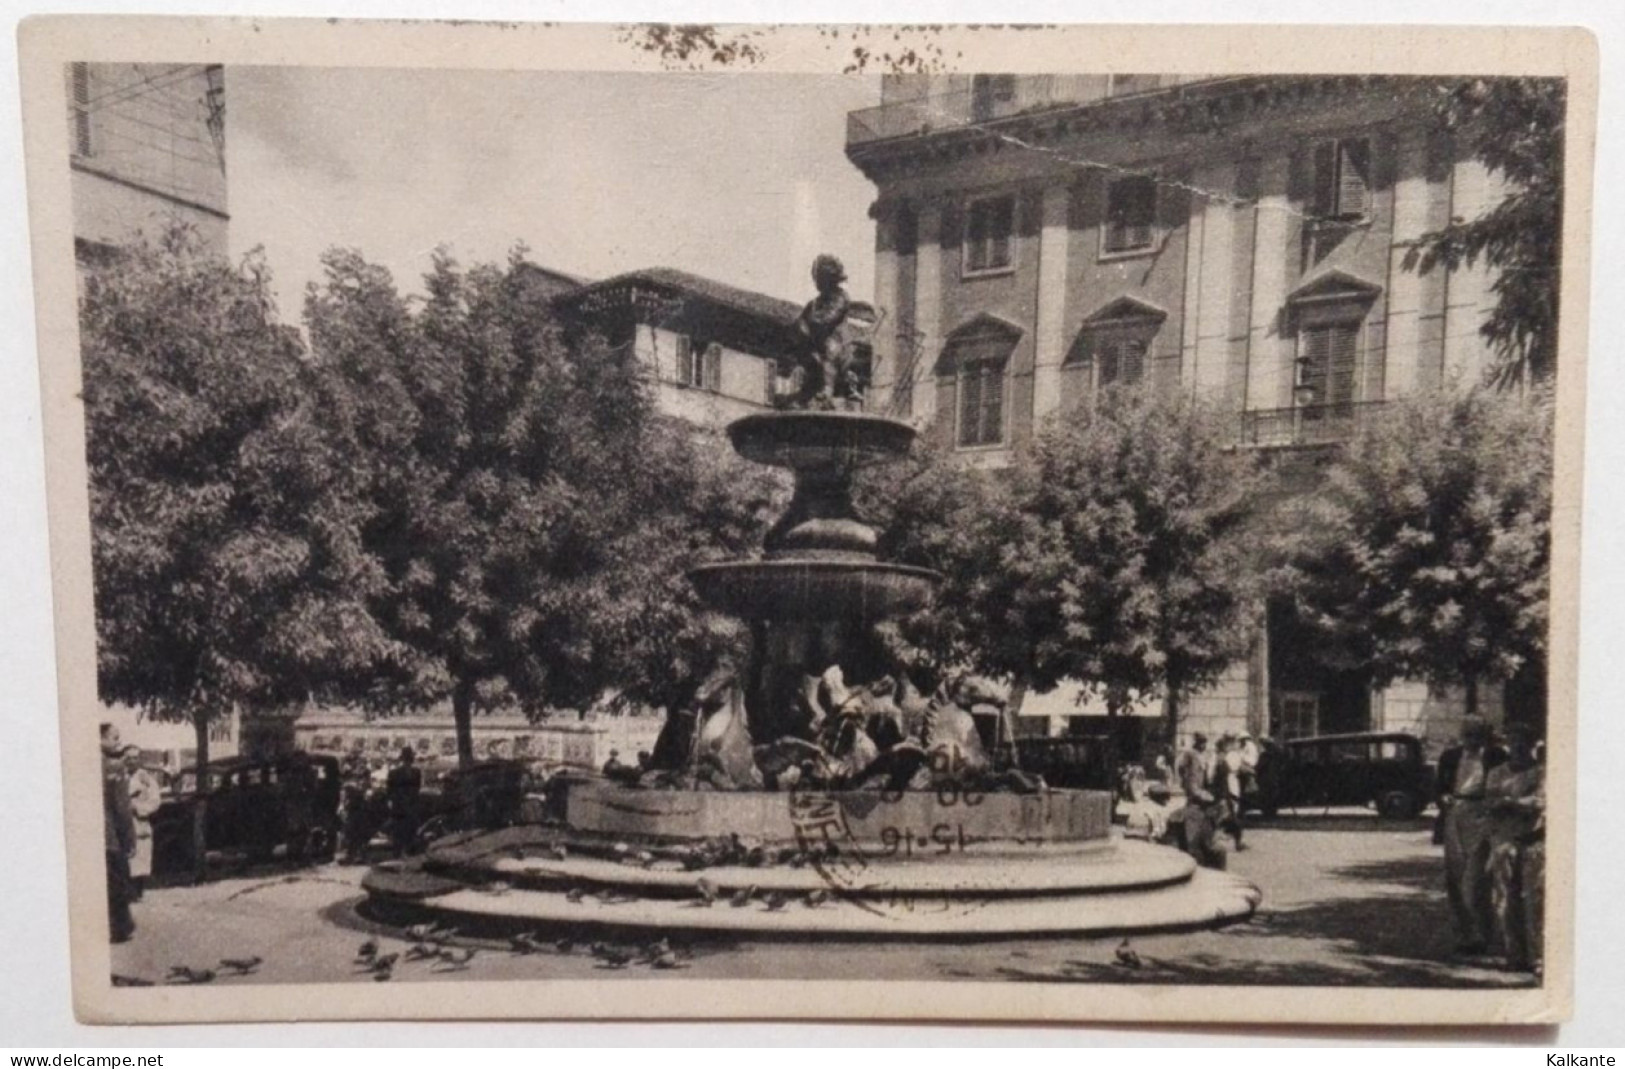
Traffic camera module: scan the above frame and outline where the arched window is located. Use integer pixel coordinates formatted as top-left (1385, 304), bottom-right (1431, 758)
top-left (940, 317), bottom-right (1021, 449)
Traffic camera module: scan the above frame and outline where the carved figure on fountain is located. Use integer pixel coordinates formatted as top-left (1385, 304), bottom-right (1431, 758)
top-left (778, 254), bottom-right (871, 411)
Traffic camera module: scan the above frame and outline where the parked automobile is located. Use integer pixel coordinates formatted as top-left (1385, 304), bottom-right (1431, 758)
top-left (1250, 731), bottom-right (1434, 819)
top-left (414, 758), bottom-right (534, 840)
top-left (149, 753), bottom-right (342, 876)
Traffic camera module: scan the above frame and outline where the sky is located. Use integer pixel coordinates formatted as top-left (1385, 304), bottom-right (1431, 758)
top-left (227, 67), bottom-right (882, 319)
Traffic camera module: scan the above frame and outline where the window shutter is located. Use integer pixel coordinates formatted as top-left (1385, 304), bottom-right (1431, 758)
top-left (959, 364), bottom-right (984, 446)
top-left (674, 334), bottom-right (693, 385)
top-left (1298, 326), bottom-right (1331, 400)
top-left (1311, 141), bottom-right (1337, 218)
top-left (703, 343), bottom-right (723, 392)
top-left (1327, 323), bottom-right (1359, 406)
top-left (1336, 139), bottom-right (1371, 219)
top-left (982, 362), bottom-right (1005, 444)
top-left (70, 62), bottom-right (92, 157)
top-left (966, 202), bottom-right (988, 271)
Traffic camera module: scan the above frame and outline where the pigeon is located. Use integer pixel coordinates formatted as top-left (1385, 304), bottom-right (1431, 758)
top-left (372, 967), bottom-right (393, 982)
top-left (478, 880), bottom-right (512, 896)
top-left (403, 942), bottom-right (438, 962)
top-left (591, 943), bottom-right (634, 969)
top-left (649, 950), bottom-right (689, 970)
top-left (548, 842), bottom-right (569, 861)
top-left (612, 842), bottom-right (631, 857)
top-left (1114, 939), bottom-right (1143, 969)
top-left (597, 889), bottom-right (637, 905)
top-left (638, 938), bottom-right (672, 963)
top-left (729, 885), bottom-right (757, 908)
top-left (355, 938), bottom-right (379, 961)
top-left (218, 956), bottom-right (263, 976)
top-left (762, 891), bottom-right (789, 911)
top-left (508, 931), bottom-right (545, 955)
top-left (694, 877), bottom-right (719, 906)
top-left (787, 852), bottom-right (809, 869)
top-left (436, 946), bottom-right (477, 971)
top-left (366, 952), bottom-right (400, 974)
top-left (744, 846), bottom-right (767, 868)
top-left (427, 927), bottom-right (460, 945)
top-left (405, 924), bottom-right (439, 942)
top-left (803, 889), bottom-right (830, 909)
top-left (553, 937), bottom-right (576, 954)
top-left (634, 850), bottom-right (657, 869)
top-left (166, 965), bottom-right (216, 984)
top-left (565, 887), bottom-right (589, 904)
top-left (509, 845), bottom-right (527, 860)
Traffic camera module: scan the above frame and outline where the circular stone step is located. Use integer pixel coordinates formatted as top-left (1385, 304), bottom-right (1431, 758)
top-left (477, 837), bottom-right (1198, 898)
top-left (374, 867), bottom-right (1260, 939)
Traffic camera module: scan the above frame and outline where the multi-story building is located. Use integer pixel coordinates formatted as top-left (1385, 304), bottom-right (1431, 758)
top-left (68, 62), bottom-right (228, 261)
top-left (846, 74), bottom-right (1517, 750)
top-left (550, 265), bottom-right (801, 426)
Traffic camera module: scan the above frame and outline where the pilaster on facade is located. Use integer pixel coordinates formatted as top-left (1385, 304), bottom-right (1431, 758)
top-left (870, 202), bottom-right (903, 415)
top-left (1184, 160), bottom-right (1241, 405)
top-left (1031, 183), bottom-right (1072, 425)
top-left (1246, 154), bottom-right (1296, 413)
top-left (910, 202), bottom-right (944, 428)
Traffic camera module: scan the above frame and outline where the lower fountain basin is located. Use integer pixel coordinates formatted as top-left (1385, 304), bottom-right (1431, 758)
top-left (688, 559), bottom-right (938, 622)
top-left (563, 782), bottom-right (1114, 846)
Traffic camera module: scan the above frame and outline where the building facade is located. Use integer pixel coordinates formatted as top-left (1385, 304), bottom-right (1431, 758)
top-left (846, 74), bottom-right (1512, 751)
top-left (68, 62), bottom-right (228, 259)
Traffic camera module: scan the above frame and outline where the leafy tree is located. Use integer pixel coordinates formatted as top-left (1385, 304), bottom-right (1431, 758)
top-left (307, 248), bottom-right (780, 762)
top-left (869, 390), bottom-right (1269, 735)
top-left (1404, 77), bottom-right (1566, 387)
top-left (80, 227), bottom-right (396, 880)
top-left (1290, 387), bottom-right (1553, 716)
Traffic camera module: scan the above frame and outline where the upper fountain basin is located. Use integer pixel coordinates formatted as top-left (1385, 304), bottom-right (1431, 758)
top-left (728, 411), bottom-right (917, 471)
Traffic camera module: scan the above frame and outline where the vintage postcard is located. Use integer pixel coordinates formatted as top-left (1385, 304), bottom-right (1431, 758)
top-left (18, 17), bottom-right (1593, 1025)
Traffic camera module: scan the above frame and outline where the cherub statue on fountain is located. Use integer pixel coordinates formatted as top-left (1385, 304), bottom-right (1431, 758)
top-left (780, 254), bottom-right (865, 410)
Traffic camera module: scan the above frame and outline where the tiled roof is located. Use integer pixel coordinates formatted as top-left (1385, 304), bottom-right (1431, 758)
top-left (558, 266), bottom-right (801, 326)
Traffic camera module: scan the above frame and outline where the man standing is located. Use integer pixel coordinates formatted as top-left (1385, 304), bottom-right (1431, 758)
top-left (1437, 717), bottom-right (1507, 955)
top-left (100, 725), bottom-right (137, 943)
top-left (121, 745), bottom-right (164, 899)
top-left (384, 746), bottom-right (422, 859)
top-left (1174, 733), bottom-right (1225, 869)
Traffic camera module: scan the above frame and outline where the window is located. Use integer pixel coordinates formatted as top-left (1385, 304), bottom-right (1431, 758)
top-left (971, 74), bottom-right (1017, 122)
top-left (963, 195), bottom-right (1015, 275)
top-left (1103, 175), bottom-right (1158, 254)
top-left (941, 318), bottom-right (1019, 449)
top-left (1311, 137), bottom-right (1372, 221)
top-left (1295, 321), bottom-right (1361, 409)
top-left (69, 62), bottom-right (92, 157)
top-left (675, 335), bottom-right (722, 391)
top-left (958, 357), bottom-right (1006, 448)
top-left (1096, 335), bottom-right (1148, 388)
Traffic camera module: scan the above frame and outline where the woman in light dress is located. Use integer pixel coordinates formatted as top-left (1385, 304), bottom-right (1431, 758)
top-left (1484, 725), bottom-right (1545, 974)
top-left (121, 745), bottom-right (165, 898)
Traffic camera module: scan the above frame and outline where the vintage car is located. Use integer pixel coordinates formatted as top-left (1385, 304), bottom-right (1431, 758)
top-left (149, 753), bottom-right (342, 876)
top-left (413, 758), bottom-right (535, 840)
top-left (1250, 731), bottom-right (1434, 819)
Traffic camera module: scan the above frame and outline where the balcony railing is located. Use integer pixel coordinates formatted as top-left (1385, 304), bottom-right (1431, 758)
top-left (846, 75), bottom-right (1221, 149)
top-left (1238, 401), bottom-right (1387, 448)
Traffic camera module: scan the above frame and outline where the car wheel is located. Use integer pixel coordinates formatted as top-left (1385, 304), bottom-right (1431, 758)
top-left (1378, 789), bottom-right (1420, 820)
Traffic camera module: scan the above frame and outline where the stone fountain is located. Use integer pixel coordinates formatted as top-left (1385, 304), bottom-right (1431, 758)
top-left (362, 256), bottom-right (1260, 939)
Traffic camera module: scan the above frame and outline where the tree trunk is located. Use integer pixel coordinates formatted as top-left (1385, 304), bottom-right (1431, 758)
top-left (191, 711), bottom-right (210, 886)
top-left (1004, 680), bottom-right (1027, 767)
top-left (452, 678), bottom-right (476, 768)
top-left (1464, 676), bottom-right (1480, 718)
top-left (1162, 689), bottom-right (1179, 751)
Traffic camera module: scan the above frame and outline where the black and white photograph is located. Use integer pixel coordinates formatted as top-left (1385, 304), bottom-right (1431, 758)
top-left (14, 18), bottom-right (1593, 1026)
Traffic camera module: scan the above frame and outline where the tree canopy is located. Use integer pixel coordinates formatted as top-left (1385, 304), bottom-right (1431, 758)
top-left (83, 228), bottom-right (397, 726)
top-left (1289, 387), bottom-right (1553, 714)
top-left (868, 389), bottom-right (1269, 724)
top-left (1405, 77), bottom-right (1565, 387)
top-left (306, 247), bottom-right (780, 761)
